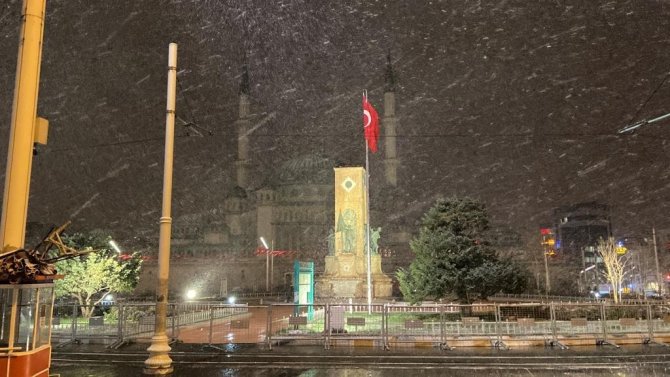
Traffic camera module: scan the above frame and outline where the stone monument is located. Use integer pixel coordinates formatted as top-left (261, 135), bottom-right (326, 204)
top-left (316, 167), bottom-right (393, 298)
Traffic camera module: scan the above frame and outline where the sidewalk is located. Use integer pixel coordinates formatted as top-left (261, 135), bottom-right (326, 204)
top-left (177, 305), bottom-right (294, 344)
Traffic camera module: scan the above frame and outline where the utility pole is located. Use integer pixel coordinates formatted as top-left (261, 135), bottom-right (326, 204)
top-left (270, 240), bottom-right (274, 294)
top-left (539, 228), bottom-right (553, 294)
top-left (543, 248), bottom-right (551, 294)
top-left (261, 237), bottom-right (270, 292)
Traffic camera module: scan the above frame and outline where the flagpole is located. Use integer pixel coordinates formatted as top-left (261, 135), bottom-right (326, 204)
top-left (364, 91), bottom-right (373, 315)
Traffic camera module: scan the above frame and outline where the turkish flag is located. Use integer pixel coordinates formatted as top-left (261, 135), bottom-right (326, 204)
top-left (363, 95), bottom-right (380, 153)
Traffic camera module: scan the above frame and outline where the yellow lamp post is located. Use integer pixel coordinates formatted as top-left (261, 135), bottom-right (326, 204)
top-left (0, 0), bottom-right (49, 257)
top-left (143, 43), bottom-right (178, 375)
top-left (0, 1), bottom-right (56, 376)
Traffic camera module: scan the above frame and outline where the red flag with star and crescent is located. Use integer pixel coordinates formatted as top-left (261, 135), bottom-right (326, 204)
top-left (363, 95), bottom-right (380, 153)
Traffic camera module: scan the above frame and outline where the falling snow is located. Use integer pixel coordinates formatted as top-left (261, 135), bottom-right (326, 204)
top-left (0, 0), bottom-right (669, 249)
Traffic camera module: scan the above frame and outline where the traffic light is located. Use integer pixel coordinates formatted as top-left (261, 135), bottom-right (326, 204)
top-left (540, 228), bottom-right (557, 256)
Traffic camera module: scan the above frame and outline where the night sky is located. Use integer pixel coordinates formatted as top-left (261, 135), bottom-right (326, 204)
top-left (1, 0), bottom-right (669, 249)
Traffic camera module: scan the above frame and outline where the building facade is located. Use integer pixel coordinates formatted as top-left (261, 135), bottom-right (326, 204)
top-left (552, 201), bottom-right (612, 293)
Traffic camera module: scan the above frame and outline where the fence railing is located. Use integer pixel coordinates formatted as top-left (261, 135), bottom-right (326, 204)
top-left (491, 293), bottom-right (602, 302)
top-left (50, 301), bottom-right (670, 350)
top-left (51, 301), bottom-right (249, 347)
top-left (491, 292), bottom-right (665, 304)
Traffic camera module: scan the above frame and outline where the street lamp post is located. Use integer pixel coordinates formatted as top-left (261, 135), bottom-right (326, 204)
top-left (260, 237), bottom-right (273, 292)
top-left (579, 265), bottom-right (595, 295)
top-left (652, 227), bottom-right (663, 296)
top-left (144, 43), bottom-right (178, 376)
top-left (542, 248), bottom-right (551, 294)
top-left (618, 112), bottom-right (670, 134)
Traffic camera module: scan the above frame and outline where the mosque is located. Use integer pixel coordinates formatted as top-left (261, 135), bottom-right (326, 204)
top-left (135, 56), bottom-right (412, 299)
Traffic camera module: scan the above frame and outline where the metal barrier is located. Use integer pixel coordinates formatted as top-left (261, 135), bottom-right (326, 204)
top-left (325, 304), bottom-right (385, 348)
top-left (649, 304), bottom-right (670, 343)
top-left (386, 304), bottom-right (445, 349)
top-left (268, 304), bottom-right (326, 349)
top-left (52, 304), bottom-right (120, 343)
top-left (604, 304), bottom-right (651, 343)
top-left (51, 302), bottom-right (249, 347)
top-left (495, 303), bottom-right (552, 347)
top-left (449, 303), bottom-right (497, 338)
top-left (551, 302), bottom-right (605, 345)
top-left (49, 301), bottom-right (670, 350)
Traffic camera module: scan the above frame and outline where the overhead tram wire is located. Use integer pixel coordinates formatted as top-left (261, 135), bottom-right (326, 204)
top-left (631, 71), bottom-right (670, 124)
top-left (43, 134), bottom-right (194, 153)
top-left (41, 130), bottom-right (670, 154)
top-left (44, 81), bottom-right (214, 154)
top-left (619, 70), bottom-right (670, 134)
top-left (177, 79), bottom-right (214, 137)
top-left (40, 68), bottom-right (670, 154)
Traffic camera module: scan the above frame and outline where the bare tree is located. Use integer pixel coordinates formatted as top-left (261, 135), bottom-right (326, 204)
top-left (597, 237), bottom-right (628, 303)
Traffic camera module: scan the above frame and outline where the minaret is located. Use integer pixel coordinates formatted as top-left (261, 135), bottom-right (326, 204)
top-left (383, 54), bottom-right (399, 186)
top-left (235, 64), bottom-right (252, 190)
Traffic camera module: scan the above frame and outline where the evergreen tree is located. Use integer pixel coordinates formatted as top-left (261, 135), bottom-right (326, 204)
top-left (397, 197), bottom-right (528, 303)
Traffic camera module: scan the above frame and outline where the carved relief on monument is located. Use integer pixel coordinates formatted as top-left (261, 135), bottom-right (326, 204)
top-left (336, 209), bottom-right (357, 254)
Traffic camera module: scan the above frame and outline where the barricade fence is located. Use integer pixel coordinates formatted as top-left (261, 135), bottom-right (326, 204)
top-left (49, 301), bottom-right (670, 349)
top-left (268, 304), bottom-right (327, 348)
top-left (51, 301), bottom-right (250, 346)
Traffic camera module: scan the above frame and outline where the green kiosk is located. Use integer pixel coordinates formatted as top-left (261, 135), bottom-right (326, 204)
top-left (293, 261), bottom-right (314, 319)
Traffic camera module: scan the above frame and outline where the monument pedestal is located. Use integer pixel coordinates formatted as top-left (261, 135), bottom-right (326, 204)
top-left (316, 250), bottom-right (392, 299)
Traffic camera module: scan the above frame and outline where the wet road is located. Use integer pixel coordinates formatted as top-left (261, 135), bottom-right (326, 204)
top-left (51, 344), bottom-right (670, 376)
top-left (49, 365), bottom-right (670, 377)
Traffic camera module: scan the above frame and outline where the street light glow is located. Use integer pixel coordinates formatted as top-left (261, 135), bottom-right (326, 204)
top-left (580, 265), bottom-right (596, 273)
top-left (109, 240), bottom-right (122, 254)
top-left (186, 289), bottom-right (197, 300)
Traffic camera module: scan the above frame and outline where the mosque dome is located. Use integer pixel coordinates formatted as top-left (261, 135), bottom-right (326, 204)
top-left (275, 154), bottom-right (334, 185)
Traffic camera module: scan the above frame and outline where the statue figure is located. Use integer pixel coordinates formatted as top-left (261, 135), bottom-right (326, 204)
top-left (370, 227), bottom-right (381, 255)
top-left (336, 209), bottom-right (356, 253)
top-left (326, 227), bottom-right (335, 255)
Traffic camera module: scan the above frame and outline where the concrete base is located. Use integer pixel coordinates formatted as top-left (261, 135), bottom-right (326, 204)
top-left (143, 334), bottom-right (173, 375)
top-left (316, 253), bottom-right (393, 299)
top-left (316, 274), bottom-right (392, 299)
